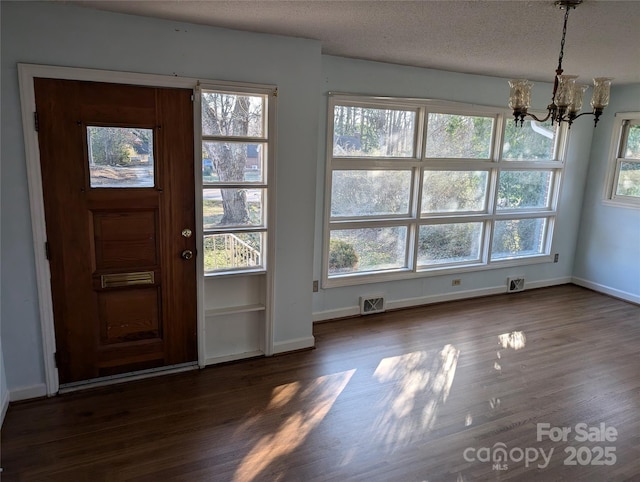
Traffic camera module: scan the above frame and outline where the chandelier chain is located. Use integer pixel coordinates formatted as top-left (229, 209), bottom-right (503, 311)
top-left (557, 6), bottom-right (571, 71)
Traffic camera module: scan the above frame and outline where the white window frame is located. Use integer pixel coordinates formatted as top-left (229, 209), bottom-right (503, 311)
top-left (323, 94), bottom-right (567, 288)
top-left (198, 83), bottom-right (276, 276)
top-left (603, 112), bottom-right (640, 208)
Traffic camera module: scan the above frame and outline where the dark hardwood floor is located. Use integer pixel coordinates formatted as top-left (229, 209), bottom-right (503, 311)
top-left (2, 285), bottom-right (639, 481)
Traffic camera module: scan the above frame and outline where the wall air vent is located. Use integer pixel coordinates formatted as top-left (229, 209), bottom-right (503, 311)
top-left (507, 277), bottom-right (525, 293)
top-left (360, 296), bottom-right (385, 315)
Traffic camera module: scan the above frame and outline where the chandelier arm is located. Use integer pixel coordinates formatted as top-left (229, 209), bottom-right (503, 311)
top-left (567, 111), bottom-right (595, 121)
top-left (523, 110), bottom-right (554, 123)
top-left (565, 108), bottom-right (605, 127)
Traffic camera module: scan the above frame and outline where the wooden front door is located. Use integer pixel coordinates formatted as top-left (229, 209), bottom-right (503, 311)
top-left (34, 79), bottom-right (197, 384)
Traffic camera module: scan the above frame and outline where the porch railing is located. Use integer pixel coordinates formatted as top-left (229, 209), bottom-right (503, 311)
top-left (207, 233), bottom-right (261, 270)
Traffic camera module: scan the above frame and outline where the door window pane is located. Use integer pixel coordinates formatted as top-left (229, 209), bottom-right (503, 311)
top-left (497, 171), bottom-right (553, 210)
top-left (418, 223), bottom-right (483, 266)
top-left (329, 227), bottom-right (408, 275)
top-left (202, 142), bottom-right (264, 183)
top-left (425, 114), bottom-right (494, 159)
top-left (503, 119), bottom-right (556, 161)
top-left (422, 170), bottom-right (488, 213)
top-left (491, 218), bottom-right (547, 259)
top-left (202, 92), bottom-right (265, 138)
top-left (203, 188), bottom-right (264, 229)
top-left (331, 170), bottom-right (411, 217)
top-left (333, 105), bottom-right (416, 157)
top-left (204, 232), bottom-right (264, 272)
top-left (87, 126), bottom-right (154, 188)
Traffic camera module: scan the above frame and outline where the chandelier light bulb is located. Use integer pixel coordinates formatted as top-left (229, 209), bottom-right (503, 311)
top-left (569, 84), bottom-right (589, 114)
top-left (555, 75), bottom-right (579, 108)
top-left (508, 79), bottom-right (533, 111)
top-left (591, 77), bottom-right (613, 110)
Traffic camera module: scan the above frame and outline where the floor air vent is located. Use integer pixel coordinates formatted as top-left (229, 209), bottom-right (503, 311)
top-left (360, 296), bottom-right (385, 315)
top-left (507, 277), bottom-right (525, 293)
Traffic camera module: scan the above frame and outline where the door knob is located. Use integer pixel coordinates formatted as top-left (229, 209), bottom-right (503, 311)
top-left (181, 249), bottom-right (193, 260)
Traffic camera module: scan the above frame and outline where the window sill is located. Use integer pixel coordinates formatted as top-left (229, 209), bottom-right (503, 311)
top-left (602, 199), bottom-right (640, 210)
top-left (204, 268), bottom-right (266, 279)
top-left (323, 254), bottom-right (553, 288)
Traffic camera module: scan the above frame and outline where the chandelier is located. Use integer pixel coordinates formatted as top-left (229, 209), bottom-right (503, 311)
top-left (508, 0), bottom-right (612, 128)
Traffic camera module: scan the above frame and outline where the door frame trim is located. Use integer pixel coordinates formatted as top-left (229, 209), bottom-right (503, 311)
top-left (18, 64), bottom-right (276, 395)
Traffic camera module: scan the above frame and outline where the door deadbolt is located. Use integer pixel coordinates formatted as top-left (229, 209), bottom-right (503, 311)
top-left (181, 228), bottom-right (192, 238)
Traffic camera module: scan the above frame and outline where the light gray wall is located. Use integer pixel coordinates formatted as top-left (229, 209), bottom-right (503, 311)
top-left (573, 84), bottom-right (640, 298)
top-left (1, 4), bottom-right (47, 392)
top-left (0, 335), bottom-right (7, 424)
top-left (312, 56), bottom-right (594, 316)
top-left (1, 1), bottom-right (320, 394)
top-left (0, 17), bottom-right (6, 417)
top-left (2, 1), bottom-right (636, 399)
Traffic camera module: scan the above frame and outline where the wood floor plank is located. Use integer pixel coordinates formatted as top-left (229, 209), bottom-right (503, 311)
top-left (2, 285), bottom-right (639, 481)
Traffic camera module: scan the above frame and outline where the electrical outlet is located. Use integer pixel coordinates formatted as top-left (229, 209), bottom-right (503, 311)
top-left (452, 279), bottom-right (461, 286)
top-left (554, 253), bottom-right (559, 263)
top-left (313, 280), bottom-right (319, 292)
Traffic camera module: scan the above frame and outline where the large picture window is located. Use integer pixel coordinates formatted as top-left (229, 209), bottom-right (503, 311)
top-left (604, 113), bottom-right (640, 207)
top-left (201, 88), bottom-right (272, 274)
top-left (324, 95), bottom-right (565, 286)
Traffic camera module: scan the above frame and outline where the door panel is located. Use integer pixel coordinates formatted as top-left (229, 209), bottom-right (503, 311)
top-left (97, 288), bottom-right (161, 343)
top-left (92, 210), bottom-right (159, 269)
top-left (35, 78), bottom-right (197, 384)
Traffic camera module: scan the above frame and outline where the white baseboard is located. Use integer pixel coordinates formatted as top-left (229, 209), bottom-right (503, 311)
top-left (205, 350), bottom-right (264, 366)
top-left (1, 389), bottom-right (9, 427)
top-left (273, 336), bottom-right (315, 354)
top-left (313, 277), bottom-right (574, 322)
top-left (386, 285), bottom-right (506, 311)
top-left (526, 276), bottom-right (572, 289)
top-left (572, 277), bottom-right (640, 305)
top-left (9, 383), bottom-right (47, 402)
top-left (313, 306), bottom-right (360, 322)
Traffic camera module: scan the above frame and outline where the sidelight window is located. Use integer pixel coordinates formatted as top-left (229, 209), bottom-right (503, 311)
top-left (200, 89), bottom-right (272, 274)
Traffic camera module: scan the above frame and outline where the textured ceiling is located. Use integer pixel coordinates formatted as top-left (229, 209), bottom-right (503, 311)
top-left (66, 0), bottom-right (640, 84)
